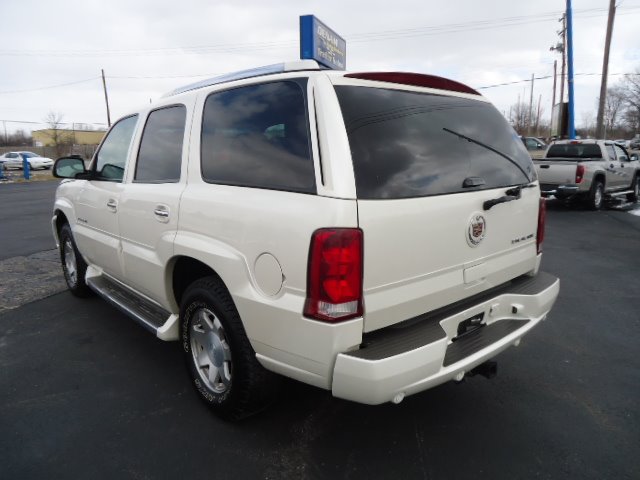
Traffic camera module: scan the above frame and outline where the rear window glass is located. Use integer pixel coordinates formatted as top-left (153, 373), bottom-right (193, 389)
top-left (546, 144), bottom-right (602, 159)
top-left (335, 86), bottom-right (533, 199)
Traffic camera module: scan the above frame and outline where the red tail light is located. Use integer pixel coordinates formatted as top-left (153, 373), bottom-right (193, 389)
top-left (304, 228), bottom-right (363, 322)
top-left (537, 197), bottom-right (546, 254)
top-left (575, 164), bottom-right (585, 184)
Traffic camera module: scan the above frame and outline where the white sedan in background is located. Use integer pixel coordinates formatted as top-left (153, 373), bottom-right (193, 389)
top-left (0, 151), bottom-right (54, 170)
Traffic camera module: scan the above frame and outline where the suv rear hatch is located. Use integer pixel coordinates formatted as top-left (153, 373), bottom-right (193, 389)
top-left (334, 82), bottom-right (540, 332)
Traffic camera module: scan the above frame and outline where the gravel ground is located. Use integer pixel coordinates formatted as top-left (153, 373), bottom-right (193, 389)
top-left (0, 249), bottom-right (65, 313)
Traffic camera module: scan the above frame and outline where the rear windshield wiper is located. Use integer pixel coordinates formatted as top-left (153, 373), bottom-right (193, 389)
top-left (442, 127), bottom-right (532, 181)
top-left (483, 183), bottom-right (536, 211)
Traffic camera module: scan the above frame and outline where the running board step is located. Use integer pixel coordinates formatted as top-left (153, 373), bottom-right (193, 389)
top-left (607, 190), bottom-right (633, 198)
top-left (87, 275), bottom-right (171, 334)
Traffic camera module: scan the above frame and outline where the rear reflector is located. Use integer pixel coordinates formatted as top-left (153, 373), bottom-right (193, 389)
top-left (575, 164), bottom-right (585, 184)
top-left (304, 228), bottom-right (363, 322)
top-left (344, 72), bottom-right (480, 96)
top-left (537, 197), bottom-right (546, 254)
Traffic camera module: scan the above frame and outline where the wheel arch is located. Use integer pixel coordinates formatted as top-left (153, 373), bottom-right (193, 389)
top-left (592, 172), bottom-right (606, 187)
top-left (52, 208), bottom-right (70, 248)
top-left (170, 256), bottom-right (222, 308)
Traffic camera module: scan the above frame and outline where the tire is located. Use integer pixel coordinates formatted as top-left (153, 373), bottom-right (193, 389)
top-left (627, 176), bottom-right (639, 203)
top-left (587, 180), bottom-right (604, 210)
top-left (180, 276), bottom-right (277, 420)
top-left (59, 223), bottom-right (92, 297)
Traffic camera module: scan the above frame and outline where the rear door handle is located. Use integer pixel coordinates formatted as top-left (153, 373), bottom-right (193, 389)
top-left (106, 199), bottom-right (118, 212)
top-left (540, 165), bottom-right (550, 169)
top-left (154, 205), bottom-right (170, 221)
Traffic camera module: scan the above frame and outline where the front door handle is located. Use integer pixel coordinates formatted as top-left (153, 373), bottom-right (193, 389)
top-left (106, 199), bottom-right (118, 212)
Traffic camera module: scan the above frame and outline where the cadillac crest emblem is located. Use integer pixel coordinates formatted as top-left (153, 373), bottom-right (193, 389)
top-left (467, 214), bottom-right (486, 247)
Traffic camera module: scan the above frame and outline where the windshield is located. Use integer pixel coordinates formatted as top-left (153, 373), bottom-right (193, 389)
top-left (335, 86), bottom-right (534, 199)
top-left (546, 144), bottom-right (602, 159)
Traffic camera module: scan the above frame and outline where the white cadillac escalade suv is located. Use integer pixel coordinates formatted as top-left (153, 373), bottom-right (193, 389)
top-left (52, 60), bottom-right (559, 419)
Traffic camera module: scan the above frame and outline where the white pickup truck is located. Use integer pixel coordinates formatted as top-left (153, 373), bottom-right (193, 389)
top-left (534, 139), bottom-right (640, 209)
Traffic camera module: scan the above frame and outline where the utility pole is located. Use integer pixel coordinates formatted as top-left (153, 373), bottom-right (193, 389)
top-left (550, 60), bottom-right (557, 138)
top-left (560, 15), bottom-right (566, 108)
top-left (528, 73), bottom-right (535, 136)
top-left (535, 93), bottom-right (542, 136)
top-left (566, 0), bottom-right (576, 139)
top-left (549, 14), bottom-right (567, 137)
top-left (2, 120), bottom-right (7, 145)
top-left (101, 69), bottom-right (112, 128)
top-left (595, 0), bottom-right (616, 138)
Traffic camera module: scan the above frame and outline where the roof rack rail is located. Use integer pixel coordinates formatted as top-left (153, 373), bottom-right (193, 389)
top-left (164, 60), bottom-right (322, 97)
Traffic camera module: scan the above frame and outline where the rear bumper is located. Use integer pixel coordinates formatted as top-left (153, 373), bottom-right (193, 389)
top-left (539, 184), bottom-right (580, 198)
top-left (331, 272), bottom-right (559, 405)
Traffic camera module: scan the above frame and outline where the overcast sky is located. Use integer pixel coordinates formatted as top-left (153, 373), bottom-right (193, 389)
top-left (1, 0), bottom-right (639, 134)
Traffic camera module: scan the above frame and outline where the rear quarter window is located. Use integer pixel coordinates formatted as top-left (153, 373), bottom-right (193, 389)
top-left (335, 86), bottom-right (533, 199)
top-left (200, 79), bottom-right (315, 194)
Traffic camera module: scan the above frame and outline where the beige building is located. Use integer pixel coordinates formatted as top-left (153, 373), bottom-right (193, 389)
top-left (33, 128), bottom-right (106, 147)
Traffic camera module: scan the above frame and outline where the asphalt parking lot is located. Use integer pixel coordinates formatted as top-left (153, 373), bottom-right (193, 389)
top-left (0, 181), bottom-right (639, 479)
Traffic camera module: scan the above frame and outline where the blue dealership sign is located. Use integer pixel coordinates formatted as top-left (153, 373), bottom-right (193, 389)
top-left (299, 15), bottom-right (346, 70)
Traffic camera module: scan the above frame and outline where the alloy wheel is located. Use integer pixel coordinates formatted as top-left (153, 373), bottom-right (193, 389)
top-left (190, 307), bottom-right (232, 394)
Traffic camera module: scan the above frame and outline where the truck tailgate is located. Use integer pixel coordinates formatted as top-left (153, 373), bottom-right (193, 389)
top-left (534, 159), bottom-right (578, 185)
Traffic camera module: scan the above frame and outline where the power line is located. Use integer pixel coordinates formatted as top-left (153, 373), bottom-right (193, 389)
top-left (0, 77), bottom-right (99, 95)
top-left (3, 70), bottom-right (639, 97)
top-left (476, 72), bottom-right (639, 90)
top-left (1, 6), bottom-right (638, 58)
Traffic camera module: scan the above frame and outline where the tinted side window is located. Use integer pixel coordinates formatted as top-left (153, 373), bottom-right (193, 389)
top-left (614, 145), bottom-right (628, 161)
top-left (606, 145), bottom-right (616, 161)
top-left (95, 115), bottom-right (138, 181)
top-left (135, 105), bottom-right (186, 183)
top-left (201, 80), bottom-right (315, 194)
top-left (335, 86), bottom-right (533, 199)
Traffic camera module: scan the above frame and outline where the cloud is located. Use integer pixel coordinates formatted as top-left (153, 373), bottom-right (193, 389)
top-left (0, 0), bottom-right (638, 133)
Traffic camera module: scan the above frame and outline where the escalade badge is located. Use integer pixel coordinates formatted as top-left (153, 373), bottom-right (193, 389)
top-left (467, 214), bottom-right (486, 247)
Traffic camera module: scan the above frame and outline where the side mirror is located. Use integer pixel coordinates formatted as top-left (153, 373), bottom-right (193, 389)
top-left (53, 157), bottom-right (87, 179)
top-left (631, 153), bottom-right (638, 162)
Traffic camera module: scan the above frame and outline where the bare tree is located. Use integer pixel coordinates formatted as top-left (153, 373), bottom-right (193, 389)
top-left (44, 111), bottom-right (73, 157)
top-left (580, 110), bottom-right (597, 138)
top-left (600, 85), bottom-right (627, 138)
top-left (0, 128), bottom-right (32, 147)
top-left (533, 100), bottom-right (545, 137)
top-left (508, 101), bottom-right (530, 135)
top-left (622, 69), bottom-right (640, 135)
